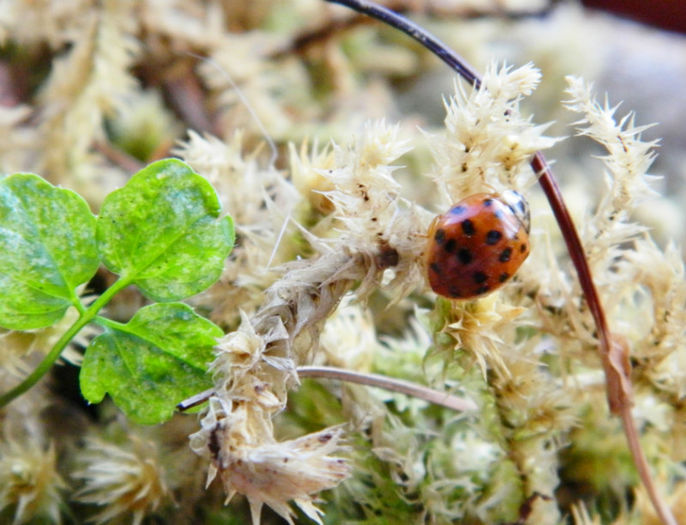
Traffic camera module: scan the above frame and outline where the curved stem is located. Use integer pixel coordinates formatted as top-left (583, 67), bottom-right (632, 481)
top-left (0, 277), bottom-right (133, 408)
top-left (620, 405), bottom-right (677, 525)
top-left (298, 365), bottom-right (478, 411)
top-left (93, 315), bottom-right (126, 331)
top-left (324, 1), bottom-right (613, 352)
top-left (177, 366), bottom-right (478, 413)
top-left (531, 154), bottom-right (611, 355)
top-left (328, 0), bottom-right (481, 87)
top-left (323, 1), bottom-right (610, 340)
top-left (0, 312), bottom-right (88, 407)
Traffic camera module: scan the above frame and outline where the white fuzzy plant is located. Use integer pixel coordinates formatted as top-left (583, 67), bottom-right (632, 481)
top-left (175, 52), bottom-right (680, 523)
top-left (0, 2), bottom-right (680, 524)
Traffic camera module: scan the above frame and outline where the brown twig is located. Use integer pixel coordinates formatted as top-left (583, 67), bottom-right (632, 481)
top-left (323, 1), bottom-right (675, 523)
top-left (162, 58), bottom-right (219, 136)
top-left (273, 0), bottom-right (556, 59)
top-left (271, 13), bottom-right (374, 59)
top-left (93, 141), bottom-right (144, 174)
top-left (136, 55), bottom-right (220, 136)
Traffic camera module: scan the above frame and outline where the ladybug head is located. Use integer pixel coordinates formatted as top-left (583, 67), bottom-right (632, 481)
top-left (501, 190), bottom-right (530, 233)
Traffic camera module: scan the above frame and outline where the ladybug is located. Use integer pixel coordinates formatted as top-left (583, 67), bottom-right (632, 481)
top-left (424, 190), bottom-right (530, 299)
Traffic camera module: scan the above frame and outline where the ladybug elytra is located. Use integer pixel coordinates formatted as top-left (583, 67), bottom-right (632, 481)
top-left (424, 190), bottom-right (530, 299)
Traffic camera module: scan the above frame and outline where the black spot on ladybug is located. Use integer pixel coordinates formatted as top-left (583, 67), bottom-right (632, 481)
top-left (474, 272), bottom-right (488, 284)
top-left (499, 272), bottom-right (509, 282)
top-left (475, 285), bottom-right (490, 295)
top-left (430, 262), bottom-right (442, 274)
top-left (444, 238), bottom-right (457, 253)
top-left (434, 229), bottom-right (446, 244)
top-left (449, 286), bottom-right (462, 297)
top-left (457, 248), bottom-right (472, 265)
top-left (520, 243), bottom-right (528, 253)
top-left (499, 247), bottom-right (512, 262)
top-left (486, 230), bottom-right (502, 245)
top-left (450, 205), bottom-right (466, 216)
top-left (461, 219), bottom-right (476, 236)
top-left (483, 198), bottom-right (493, 207)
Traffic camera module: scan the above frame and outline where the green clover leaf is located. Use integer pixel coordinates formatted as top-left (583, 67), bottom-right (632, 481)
top-left (97, 158), bottom-right (235, 301)
top-left (0, 174), bottom-right (98, 329)
top-left (80, 302), bottom-right (221, 424)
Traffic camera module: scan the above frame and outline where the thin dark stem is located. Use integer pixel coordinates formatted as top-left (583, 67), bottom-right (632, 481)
top-left (274, 1), bottom-right (554, 60)
top-left (531, 153), bottom-right (611, 356)
top-left (620, 404), bottom-right (677, 525)
top-left (0, 277), bottom-right (132, 409)
top-left (327, 0), bottom-right (481, 87)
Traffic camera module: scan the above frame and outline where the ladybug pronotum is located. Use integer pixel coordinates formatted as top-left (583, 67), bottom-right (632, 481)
top-left (424, 190), bottom-right (530, 299)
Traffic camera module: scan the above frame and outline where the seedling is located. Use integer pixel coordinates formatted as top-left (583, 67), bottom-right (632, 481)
top-left (0, 158), bottom-right (235, 424)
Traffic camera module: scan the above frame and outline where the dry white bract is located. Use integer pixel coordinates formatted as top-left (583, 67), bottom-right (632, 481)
top-left (37, 0), bottom-right (139, 196)
top-left (564, 76), bottom-right (659, 279)
top-left (619, 239), bottom-right (686, 397)
top-left (560, 78), bottom-right (686, 399)
top-left (430, 63), bottom-right (560, 202)
top-left (73, 437), bottom-right (169, 525)
top-left (0, 438), bottom-right (67, 524)
top-left (318, 298), bottom-right (378, 372)
top-left (190, 398), bottom-right (349, 525)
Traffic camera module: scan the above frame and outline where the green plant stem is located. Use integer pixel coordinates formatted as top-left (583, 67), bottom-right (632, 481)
top-left (94, 315), bottom-right (126, 331)
top-left (71, 289), bottom-right (87, 315)
top-left (0, 276), bottom-right (133, 408)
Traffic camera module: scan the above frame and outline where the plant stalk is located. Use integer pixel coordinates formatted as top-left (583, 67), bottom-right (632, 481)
top-left (0, 277), bottom-right (132, 408)
top-left (177, 366), bottom-right (478, 413)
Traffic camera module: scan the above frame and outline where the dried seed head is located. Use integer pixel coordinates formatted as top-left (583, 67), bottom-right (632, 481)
top-left (190, 398), bottom-right (349, 525)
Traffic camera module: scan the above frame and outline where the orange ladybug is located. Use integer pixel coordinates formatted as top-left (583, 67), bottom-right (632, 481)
top-left (424, 190), bottom-right (530, 299)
